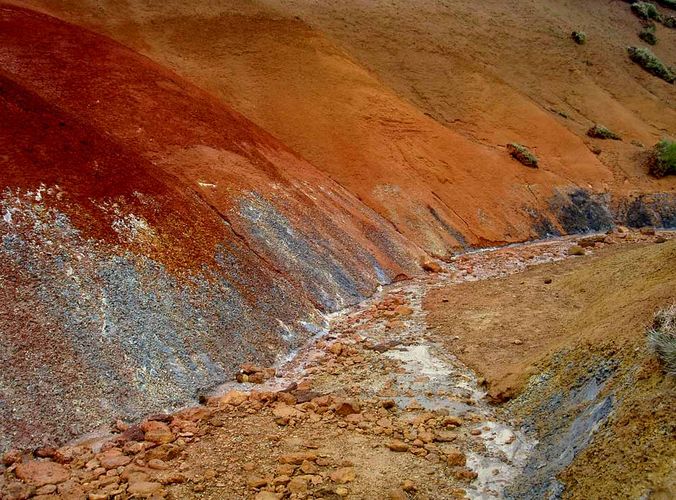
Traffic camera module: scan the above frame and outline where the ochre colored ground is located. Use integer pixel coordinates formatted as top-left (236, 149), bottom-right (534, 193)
top-left (10, 0), bottom-right (675, 254)
top-left (425, 236), bottom-right (676, 400)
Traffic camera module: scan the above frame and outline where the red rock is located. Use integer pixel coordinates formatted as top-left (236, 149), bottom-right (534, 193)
top-left (97, 450), bottom-right (131, 469)
top-left (421, 260), bottom-right (443, 273)
top-left (334, 399), bottom-right (360, 416)
top-left (446, 449), bottom-right (467, 467)
top-left (15, 461), bottom-right (69, 487)
top-left (141, 421), bottom-right (174, 444)
top-left (127, 481), bottom-right (163, 496)
top-left (387, 440), bottom-right (409, 452)
top-left (278, 452), bottom-right (317, 465)
top-left (329, 467), bottom-right (356, 484)
top-left (219, 390), bottom-right (249, 406)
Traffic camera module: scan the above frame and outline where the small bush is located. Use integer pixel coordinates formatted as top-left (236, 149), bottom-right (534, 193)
top-left (507, 143), bottom-right (539, 168)
top-left (648, 138), bottom-right (676, 177)
top-left (647, 304), bottom-right (676, 374)
top-left (627, 46), bottom-right (675, 83)
top-left (664, 15), bottom-right (676, 27)
top-left (655, 0), bottom-right (676, 9)
top-left (639, 25), bottom-right (658, 44)
top-left (632, 1), bottom-right (662, 20)
top-left (571, 31), bottom-right (587, 45)
top-left (587, 124), bottom-right (622, 140)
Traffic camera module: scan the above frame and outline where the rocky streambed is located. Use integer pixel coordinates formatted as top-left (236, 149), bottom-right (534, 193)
top-left (1, 231), bottom-right (671, 499)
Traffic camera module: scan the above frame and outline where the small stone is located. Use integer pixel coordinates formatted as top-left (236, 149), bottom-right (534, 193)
top-left (329, 467), bottom-right (356, 484)
top-left (97, 450), bottom-right (131, 469)
top-left (336, 486), bottom-right (349, 497)
top-left (127, 481), bottom-right (163, 496)
top-left (287, 476), bottom-right (308, 494)
top-left (334, 399), bottom-right (360, 416)
top-left (141, 421), bottom-right (174, 444)
top-left (247, 475), bottom-right (271, 489)
top-left (442, 416), bottom-right (463, 427)
top-left (401, 480), bottom-right (416, 492)
top-left (220, 390), bottom-right (249, 406)
top-left (147, 459), bottom-right (169, 470)
top-left (15, 461), bottom-right (69, 487)
top-left (544, 278), bottom-right (552, 284)
top-left (381, 399), bottom-right (396, 410)
top-left (446, 449), bottom-right (467, 467)
top-left (278, 452), bottom-right (317, 465)
top-left (329, 343), bottom-right (344, 356)
top-left (389, 487), bottom-right (408, 500)
top-left (254, 492), bottom-right (282, 500)
top-left (387, 440), bottom-right (409, 452)
top-left (567, 246), bottom-right (585, 256)
top-left (434, 430), bottom-right (458, 442)
top-left (2, 449), bottom-right (22, 466)
top-left (453, 468), bottom-right (478, 481)
top-left (421, 260), bottom-right (443, 273)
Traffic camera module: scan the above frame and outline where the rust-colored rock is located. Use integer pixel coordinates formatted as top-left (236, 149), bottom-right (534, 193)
top-left (15, 461), bottom-right (69, 487)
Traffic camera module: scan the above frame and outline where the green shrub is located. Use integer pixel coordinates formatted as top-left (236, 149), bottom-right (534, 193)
top-left (507, 143), bottom-right (539, 168)
top-left (664, 15), bottom-right (676, 27)
top-left (648, 138), bottom-right (676, 177)
top-left (571, 31), bottom-right (587, 45)
top-left (587, 124), bottom-right (622, 140)
top-left (639, 25), bottom-right (658, 44)
top-left (647, 304), bottom-right (676, 374)
top-left (655, 0), bottom-right (676, 9)
top-left (632, 1), bottom-right (662, 20)
top-left (627, 46), bottom-right (675, 83)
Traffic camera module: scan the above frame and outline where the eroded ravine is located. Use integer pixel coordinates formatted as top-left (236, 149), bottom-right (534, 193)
top-left (0, 235), bottom-right (653, 499)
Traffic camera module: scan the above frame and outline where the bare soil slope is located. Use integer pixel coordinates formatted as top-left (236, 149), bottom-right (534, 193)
top-left (0, 4), bottom-right (420, 452)
top-left (425, 236), bottom-right (676, 399)
top-left (12, 0), bottom-right (675, 255)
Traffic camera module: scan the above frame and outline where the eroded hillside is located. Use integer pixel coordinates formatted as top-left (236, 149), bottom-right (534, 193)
top-left (0, 0), bottom-right (675, 478)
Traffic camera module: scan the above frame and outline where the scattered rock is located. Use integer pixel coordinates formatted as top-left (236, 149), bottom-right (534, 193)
top-left (330, 467), bottom-right (356, 484)
top-left (334, 399), bottom-right (361, 416)
top-left (567, 245), bottom-right (585, 256)
top-left (254, 492), bottom-right (282, 500)
top-left (421, 260), bottom-right (443, 273)
top-left (387, 440), bottom-right (410, 452)
top-left (401, 480), bottom-right (417, 492)
top-left (389, 487), bottom-right (408, 500)
top-left (219, 390), bottom-right (249, 406)
top-left (15, 461), bottom-right (69, 487)
top-left (127, 481), bottom-right (163, 496)
top-left (446, 449), bottom-right (467, 467)
top-left (141, 421), bottom-right (174, 444)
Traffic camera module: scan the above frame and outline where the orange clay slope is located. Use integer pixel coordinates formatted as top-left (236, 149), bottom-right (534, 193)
top-left (14, 0), bottom-right (675, 258)
top-left (0, 4), bottom-right (421, 451)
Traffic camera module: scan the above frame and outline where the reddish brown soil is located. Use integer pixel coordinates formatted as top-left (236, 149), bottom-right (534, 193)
top-left (13, 0), bottom-right (675, 254)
